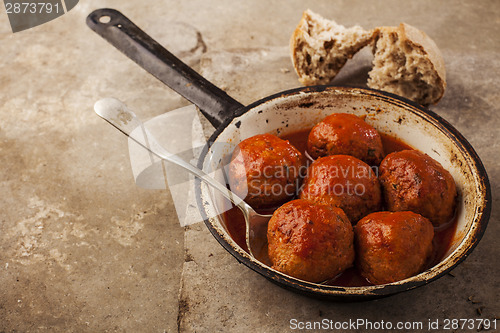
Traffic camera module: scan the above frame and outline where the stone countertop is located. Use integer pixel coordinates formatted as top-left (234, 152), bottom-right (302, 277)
top-left (0, 1), bottom-right (498, 332)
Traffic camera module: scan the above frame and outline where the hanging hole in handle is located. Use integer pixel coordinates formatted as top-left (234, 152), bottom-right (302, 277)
top-left (99, 15), bottom-right (111, 24)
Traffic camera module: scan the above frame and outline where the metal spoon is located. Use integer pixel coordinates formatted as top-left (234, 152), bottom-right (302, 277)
top-left (94, 98), bottom-right (271, 259)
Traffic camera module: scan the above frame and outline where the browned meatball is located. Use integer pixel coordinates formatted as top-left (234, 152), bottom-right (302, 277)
top-left (228, 133), bottom-right (305, 207)
top-left (379, 150), bottom-right (457, 227)
top-left (355, 211), bottom-right (434, 285)
top-left (307, 113), bottom-right (384, 165)
top-left (267, 199), bottom-right (354, 282)
top-left (299, 155), bottom-right (382, 223)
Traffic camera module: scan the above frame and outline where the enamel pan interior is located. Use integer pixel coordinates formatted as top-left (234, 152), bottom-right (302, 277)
top-left (198, 86), bottom-right (491, 300)
top-left (87, 9), bottom-right (491, 301)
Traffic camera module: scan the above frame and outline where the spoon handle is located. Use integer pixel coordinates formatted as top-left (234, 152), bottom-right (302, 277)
top-left (94, 98), bottom-right (247, 210)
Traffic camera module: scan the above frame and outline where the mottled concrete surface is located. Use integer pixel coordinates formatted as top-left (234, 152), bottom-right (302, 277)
top-left (0, 0), bottom-right (498, 332)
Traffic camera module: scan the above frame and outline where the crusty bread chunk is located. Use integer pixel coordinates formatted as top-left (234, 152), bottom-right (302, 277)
top-left (290, 10), bottom-right (447, 105)
top-left (290, 9), bottom-right (376, 86)
top-left (367, 23), bottom-right (446, 105)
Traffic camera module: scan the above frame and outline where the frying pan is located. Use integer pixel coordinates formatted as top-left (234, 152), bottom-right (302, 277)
top-left (87, 8), bottom-right (491, 300)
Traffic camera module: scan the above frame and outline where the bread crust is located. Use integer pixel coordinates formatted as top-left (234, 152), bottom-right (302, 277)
top-left (399, 23), bottom-right (447, 101)
top-left (400, 23), bottom-right (446, 82)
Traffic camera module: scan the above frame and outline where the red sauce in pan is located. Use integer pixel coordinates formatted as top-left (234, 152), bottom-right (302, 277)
top-left (222, 129), bottom-right (458, 286)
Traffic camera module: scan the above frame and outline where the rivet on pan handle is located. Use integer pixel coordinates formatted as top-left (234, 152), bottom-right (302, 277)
top-left (86, 8), bottom-right (244, 128)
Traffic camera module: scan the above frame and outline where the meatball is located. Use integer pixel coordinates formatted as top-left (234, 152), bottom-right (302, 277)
top-left (299, 155), bottom-right (382, 223)
top-left (355, 211), bottom-right (434, 285)
top-left (379, 149), bottom-right (457, 227)
top-left (267, 199), bottom-right (354, 282)
top-left (307, 113), bottom-right (384, 165)
top-left (228, 133), bottom-right (305, 207)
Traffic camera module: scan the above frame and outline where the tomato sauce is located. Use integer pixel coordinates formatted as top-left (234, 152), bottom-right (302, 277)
top-left (221, 128), bottom-right (458, 286)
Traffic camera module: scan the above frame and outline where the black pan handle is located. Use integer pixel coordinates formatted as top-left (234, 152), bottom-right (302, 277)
top-left (86, 8), bottom-right (244, 128)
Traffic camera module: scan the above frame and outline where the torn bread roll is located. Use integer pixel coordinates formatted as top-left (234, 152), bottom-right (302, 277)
top-left (367, 23), bottom-right (446, 105)
top-left (290, 9), bottom-right (377, 86)
top-left (290, 10), bottom-right (446, 105)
